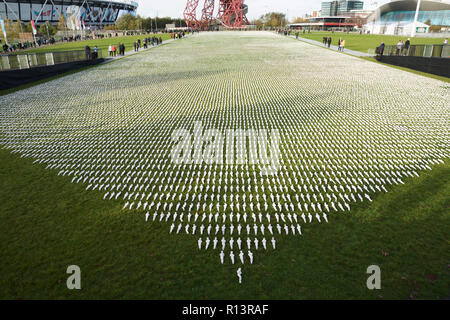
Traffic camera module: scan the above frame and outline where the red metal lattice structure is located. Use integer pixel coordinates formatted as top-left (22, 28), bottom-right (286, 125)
top-left (200, 0), bottom-right (216, 30)
top-left (217, 0), bottom-right (246, 29)
top-left (184, 0), bottom-right (200, 29)
top-left (184, 0), bottom-right (247, 30)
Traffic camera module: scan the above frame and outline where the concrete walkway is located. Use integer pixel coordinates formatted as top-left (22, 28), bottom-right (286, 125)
top-left (101, 37), bottom-right (180, 64)
top-left (289, 35), bottom-right (373, 57)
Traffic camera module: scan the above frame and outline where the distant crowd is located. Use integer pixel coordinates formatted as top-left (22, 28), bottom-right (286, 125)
top-left (1, 29), bottom-right (194, 55)
top-left (84, 31), bottom-right (189, 60)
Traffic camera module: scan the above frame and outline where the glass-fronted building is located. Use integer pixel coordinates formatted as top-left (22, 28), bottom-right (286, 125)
top-left (338, 0), bottom-right (364, 14)
top-left (380, 9), bottom-right (450, 26)
top-left (322, 1), bottom-right (365, 16)
top-left (321, 1), bottom-right (339, 16)
top-left (365, 0), bottom-right (450, 35)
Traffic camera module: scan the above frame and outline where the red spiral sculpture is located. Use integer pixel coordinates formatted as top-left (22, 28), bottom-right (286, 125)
top-left (184, 0), bottom-right (247, 30)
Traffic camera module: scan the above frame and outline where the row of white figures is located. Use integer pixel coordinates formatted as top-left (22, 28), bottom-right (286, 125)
top-left (165, 222), bottom-right (302, 236)
top-left (0, 31), bottom-right (448, 284)
top-left (220, 250), bottom-right (255, 265)
top-left (196, 237), bottom-right (277, 250)
top-left (147, 211), bottom-right (328, 225)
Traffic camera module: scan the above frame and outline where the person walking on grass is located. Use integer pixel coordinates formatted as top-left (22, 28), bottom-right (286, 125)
top-left (341, 39), bottom-right (346, 52)
top-left (112, 44), bottom-right (117, 56)
top-left (108, 44), bottom-right (113, 57)
top-left (338, 38), bottom-right (342, 51)
top-left (327, 37), bottom-right (332, 48)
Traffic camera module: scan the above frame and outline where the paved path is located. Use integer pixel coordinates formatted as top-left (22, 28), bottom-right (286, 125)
top-left (289, 34), bottom-right (373, 57)
top-left (102, 37), bottom-right (179, 64)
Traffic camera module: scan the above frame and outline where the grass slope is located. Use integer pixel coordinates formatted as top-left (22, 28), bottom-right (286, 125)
top-left (297, 31), bottom-right (446, 54)
top-left (0, 147), bottom-right (448, 299)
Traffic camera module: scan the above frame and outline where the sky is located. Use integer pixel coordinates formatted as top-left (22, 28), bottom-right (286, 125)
top-left (135, 0), bottom-right (391, 20)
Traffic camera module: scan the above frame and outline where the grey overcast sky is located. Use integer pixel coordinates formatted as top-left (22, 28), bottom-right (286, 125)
top-left (135, 0), bottom-right (391, 20)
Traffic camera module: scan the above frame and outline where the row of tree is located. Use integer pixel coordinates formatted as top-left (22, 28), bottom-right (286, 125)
top-left (114, 14), bottom-right (186, 31)
top-left (250, 12), bottom-right (311, 28)
top-left (1, 11), bottom-right (316, 43)
top-left (1, 18), bottom-right (58, 42)
top-left (0, 13), bottom-right (186, 43)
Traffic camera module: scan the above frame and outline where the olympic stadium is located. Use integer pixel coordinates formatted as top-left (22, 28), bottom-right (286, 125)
top-left (365, 0), bottom-right (450, 35)
top-left (0, 0), bottom-right (138, 26)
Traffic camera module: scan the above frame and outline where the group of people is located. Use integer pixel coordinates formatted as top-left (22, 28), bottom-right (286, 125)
top-left (170, 32), bottom-right (186, 39)
top-left (108, 43), bottom-right (126, 56)
top-left (84, 45), bottom-right (99, 60)
top-left (322, 36), bottom-right (332, 48)
top-left (319, 36), bottom-right (346, 52)
top-left (337, 38), bottom-right (346, 52)
top-left (1, 39), bottom-right (52, 53)
top-left (395, 38), bottom-right (411, 56)
top-left (133, 36), bottom-right (163, 52)
top-left (320, 36), bottom-right (346, 51)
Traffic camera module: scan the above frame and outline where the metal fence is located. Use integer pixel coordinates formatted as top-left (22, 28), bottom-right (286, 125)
top-left (0, 50), bottom-right (102, 72)
top-left (383, 44), bottom-right (450, 58)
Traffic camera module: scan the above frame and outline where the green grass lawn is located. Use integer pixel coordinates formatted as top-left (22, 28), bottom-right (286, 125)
top-left (0, 147), bottom-right (448, 299)
top-left (23, 34), bottom-right (172, 58)
top-left (297, 31), bottom-right (446, 53)
top-left (360, 57), bottom-right (450, 83)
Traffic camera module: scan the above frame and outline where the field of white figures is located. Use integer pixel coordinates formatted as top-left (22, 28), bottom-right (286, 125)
top-left (1, 32), bottom-right (448, 283)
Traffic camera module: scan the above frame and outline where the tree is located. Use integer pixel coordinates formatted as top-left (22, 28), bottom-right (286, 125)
top-left (115, 13), bottom-right (137, 30)
top-left (291, 17), bottom-right (309, 24)
top-left (3, 18), bottom-right (23, 42)
top-left (429, 25), bottom-right (441, 32)
top-left (57, 13), bottom-right (67, 31)
top-left (251, 19), bottom-right (264, 27)
top-left (257, 12), bottom-right (286, 28)
top-left (40, 21), bottom-right (57, 37)
top-left (104, 24), bottom-right (116, 31)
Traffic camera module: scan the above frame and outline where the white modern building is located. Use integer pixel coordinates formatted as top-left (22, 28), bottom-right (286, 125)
top-left (364, 0), bottom-right (450, 35)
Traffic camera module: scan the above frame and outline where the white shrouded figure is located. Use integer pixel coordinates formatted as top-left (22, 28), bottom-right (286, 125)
top-left (230, 251), bottom-right (235, 264)
top-left (237, 267), bottom-right (242, 284)
top-left (248, 251), bottom-right (253, 264)
top-left (239, 250), bottom-right (244, 264)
